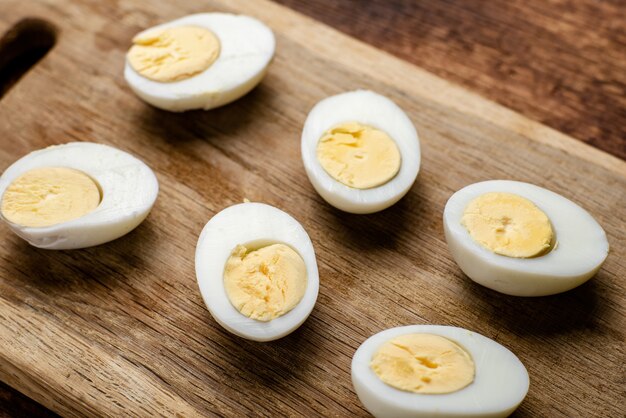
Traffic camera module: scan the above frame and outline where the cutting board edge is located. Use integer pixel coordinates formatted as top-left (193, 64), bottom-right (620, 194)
top-left (244, 0), bottom-right (625, 175)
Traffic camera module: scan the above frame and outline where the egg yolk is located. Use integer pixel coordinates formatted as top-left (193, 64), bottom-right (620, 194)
top-left (224, 243), bottom-right (307, 322)
top-left (1, 167), bottom-right (101, 228)
top-left (461, 192), bottom-right (554, 258)
top-left (127, 26), bottom-right (220, 82)
top-left (316, 122), bottom-right (401, 189)
top-left (371, 333), bottom-right (475, 394)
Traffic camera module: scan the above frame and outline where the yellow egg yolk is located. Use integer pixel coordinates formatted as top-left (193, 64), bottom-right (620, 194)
top-left (316, 122), bottom-right (401, 189)
top-left (1, 167), bottom-right (101, 228)
top-left (127, 25), bottom-right (220, 82)
top-left (224, 243), bottom-right (307, 322)
top-left (461, 192), bottom-right (554, 258)
top-left (371, 333), bottom-right (475, 394)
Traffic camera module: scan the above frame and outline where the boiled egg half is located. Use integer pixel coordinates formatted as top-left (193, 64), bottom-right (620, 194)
top-left (352, 325), bottom-right (529, 418)
top-left (195, 202), bottom-right (319, 341)
top-left (124, 13), bottom-right (275, 111)
top-left (0, 142), bottom-right (158, 250)
top-left (444, 180), bottom-right (609, 296)
top-left (301, 90), bottom-right (420, 214)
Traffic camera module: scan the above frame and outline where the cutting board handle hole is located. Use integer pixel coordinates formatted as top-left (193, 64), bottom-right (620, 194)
top-left (0, 18), bottom-right (57, 99)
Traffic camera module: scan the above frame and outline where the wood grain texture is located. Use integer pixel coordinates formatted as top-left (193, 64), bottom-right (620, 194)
top-left (0, 0), bottom-right (624, 417)
top-left (275, 0), bottom-right (626, 160)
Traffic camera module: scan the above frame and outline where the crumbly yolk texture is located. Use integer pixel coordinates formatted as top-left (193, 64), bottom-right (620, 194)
top-left (127, 26), bottom-right (220, 82)
top-left (371, 333), bottom-right (475, 394)
top-left (1, 167), bottom-right (101, 228)
top-left (461, 192), bottom-right (554, 258)
top-left (316, 122), bottom-right (401, 189)
top-left (224, 244), bottom-right (307, 322)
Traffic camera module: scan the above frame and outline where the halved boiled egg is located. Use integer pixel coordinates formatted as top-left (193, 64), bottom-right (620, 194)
top-left (444, 180), bottom-right (609, 296)
top-left (352, 325), bottom-right (529, 418)
top-left (124, 13), bottom-right (275, 111)
top-left (301, 90), bottom-right (420, 214)
top-left (195, 202), bottom-right (319, 341)
top-left (0, 142), bottom-right (158, 250)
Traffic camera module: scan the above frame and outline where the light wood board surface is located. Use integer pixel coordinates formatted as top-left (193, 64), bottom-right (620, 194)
top-left (0, 0), bottom-right (624, 416)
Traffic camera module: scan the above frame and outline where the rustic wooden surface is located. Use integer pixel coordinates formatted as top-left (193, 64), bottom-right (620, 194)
top-left (0, 0), bottom-right (624, 417)
top-left (275, 0), bottom-right (626, 161)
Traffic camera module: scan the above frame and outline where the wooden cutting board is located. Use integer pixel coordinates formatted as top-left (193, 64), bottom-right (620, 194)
top-left (0, 0), bottom-right (624, 416)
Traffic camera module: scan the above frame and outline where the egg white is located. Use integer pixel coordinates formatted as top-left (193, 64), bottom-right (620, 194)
top-left (195, 202), bottom-right (319, 341)
top-left (0, 142), bottom-right (159, 250)
top-left (301, 90), bottom-right (421, 214)
top-left (352, 325), bottom-right (529, 418)
top-left (124, 13), bottom-right (276, 112)
top-left (444, 180), bottom-right (609, 296)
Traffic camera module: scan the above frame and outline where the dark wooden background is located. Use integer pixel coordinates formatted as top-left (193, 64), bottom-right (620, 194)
top-left (0, 0), bottom-right (624, 416)
top-left (276, 0), bottom-right (626, 160)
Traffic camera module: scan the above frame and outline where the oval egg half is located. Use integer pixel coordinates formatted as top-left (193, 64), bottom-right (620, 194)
top-left (352, 325), bottom-right (529, 418)
top-left (0, 142), bottom-right (158, 250)
top-left (301, 90), bottom-right (421, 214)
top-left (124, 13), bottom-right (275, 112)
top-left (195, 202), bottom-right (319, 341)
top-left (444, 180), bottom-right (609, 296)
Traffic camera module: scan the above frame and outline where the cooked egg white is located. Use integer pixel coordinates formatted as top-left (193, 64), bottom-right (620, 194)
top-left (0, 142), bottom-right (159, 250)
top-left (195, 202), bottom-right (319, 341)
top-left (124, 13), bottom-right (275, 112)
top-left (352, 325), bottom-right (529, 418)
top-left (301, 90), bottom-right (420, 214)
top-left (444, 180), bottom-right (609, 296)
